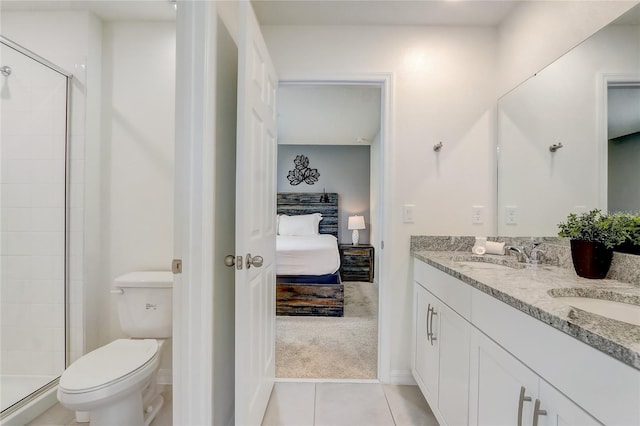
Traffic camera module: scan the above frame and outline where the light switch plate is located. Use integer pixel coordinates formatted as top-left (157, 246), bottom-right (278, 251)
top-left (506, 206), bottom-right (518, 225)
top-left (472, 205), bottom-right (484, 224)
top-left (403, 204), bottom-right (415, 223)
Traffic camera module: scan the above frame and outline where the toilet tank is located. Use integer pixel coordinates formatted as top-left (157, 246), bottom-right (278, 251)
top-left (114, 271), bottom-right (173, 338)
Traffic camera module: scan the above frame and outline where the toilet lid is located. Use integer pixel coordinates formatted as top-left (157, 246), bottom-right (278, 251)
top-left (60, 339), bottom-right (158, 392)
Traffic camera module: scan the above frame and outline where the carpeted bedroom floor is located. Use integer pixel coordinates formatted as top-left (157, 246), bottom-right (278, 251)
top-left (276, 281), bottom-right (378, 379)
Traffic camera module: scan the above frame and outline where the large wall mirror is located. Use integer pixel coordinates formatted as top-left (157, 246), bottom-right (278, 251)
top-left (497, 4), bottom-right (640, 237)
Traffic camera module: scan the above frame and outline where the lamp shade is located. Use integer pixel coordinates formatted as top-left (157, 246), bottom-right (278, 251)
top-left (348, 215), bottom-right (366, 230)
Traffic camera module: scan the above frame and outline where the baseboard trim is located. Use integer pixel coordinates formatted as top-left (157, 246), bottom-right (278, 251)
top-left (387, 370), bottom-right (416, 385)
top-left (157, 368), bottom-right (172, 385)
top-left (274, 378), bottom-right (379, 384)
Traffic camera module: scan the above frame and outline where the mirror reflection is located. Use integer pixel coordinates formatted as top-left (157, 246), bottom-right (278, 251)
top-left (497, 4), bottom-right (640, 237)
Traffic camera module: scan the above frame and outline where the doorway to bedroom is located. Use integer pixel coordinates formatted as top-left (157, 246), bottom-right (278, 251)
top-left (274, 83), bottom-right (382, 380)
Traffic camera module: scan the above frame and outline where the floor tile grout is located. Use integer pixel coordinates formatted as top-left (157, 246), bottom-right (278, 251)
top-left (381, 385), bottom-right (398, 426)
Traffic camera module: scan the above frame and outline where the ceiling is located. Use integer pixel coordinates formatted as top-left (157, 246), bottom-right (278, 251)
top-left (2, 0), bottom-right (521, 25)
top-left (1, 0), bottom-right (177, 21)
top-left (252, 0), bottom-right (520, 27)
top-left (278, 84), bottom-right (381, 145)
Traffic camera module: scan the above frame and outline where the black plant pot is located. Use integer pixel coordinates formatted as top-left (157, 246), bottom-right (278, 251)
top-left (614, 241), bottom-right (640, 256)
top-left (570, 240), bottom-right (613, 279)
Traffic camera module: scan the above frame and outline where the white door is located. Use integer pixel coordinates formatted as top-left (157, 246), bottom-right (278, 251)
top-left (234, 2), bottom-right (279, 425)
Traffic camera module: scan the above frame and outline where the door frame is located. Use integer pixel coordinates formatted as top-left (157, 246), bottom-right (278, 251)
top-left (596, 73), bottom-right (640, 211)
top-left (173, 1), bottom-right (218, 424)
top-left (278, 74), bottom-right (394, 381)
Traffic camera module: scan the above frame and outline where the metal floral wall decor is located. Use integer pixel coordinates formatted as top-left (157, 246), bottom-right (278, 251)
top-left (287, 154), bottom-right (320, 186)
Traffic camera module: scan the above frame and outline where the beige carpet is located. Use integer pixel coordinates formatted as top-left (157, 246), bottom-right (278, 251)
top-left (276, 281), bottom-right (378, 379)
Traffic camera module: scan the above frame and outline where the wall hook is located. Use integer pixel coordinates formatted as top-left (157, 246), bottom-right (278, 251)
top-left (549, 142), bottom-right (563, 152)
top-left (433, 141), bottom-right (443, 152)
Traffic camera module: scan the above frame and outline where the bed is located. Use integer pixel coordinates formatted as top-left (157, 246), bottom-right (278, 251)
top-left (276, 192), bottom-right (343, 317)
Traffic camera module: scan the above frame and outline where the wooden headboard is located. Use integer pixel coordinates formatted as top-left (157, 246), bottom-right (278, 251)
top-left (277, 192), bottom-right (339, 238)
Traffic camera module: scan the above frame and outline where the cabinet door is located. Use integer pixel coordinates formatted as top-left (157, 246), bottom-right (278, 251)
top-left (414, 283), bottom-right (439, 403)
top-left (437, 302), bottom-right (471, 426)
top-left (537, 382), bottom-right (603, 426)
top-left (470, 331), bottom-right (538, 426)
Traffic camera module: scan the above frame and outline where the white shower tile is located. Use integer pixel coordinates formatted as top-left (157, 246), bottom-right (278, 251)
top-left (315, 383), bottom-right (395, 426)
top-left (3, 231), bottom-right (32, 255)
top-left (1, 302), bottom-right (31, 326)
top-left (28, 280), bottom-right (62, 304)
top-left (262, 382), bottom-right (315, 426)
top-left (31, 232), bottom-right (64, 256)
top-left (31, 208), bottom-right (64, 232)
top-left (4, 207), bottom-right (32, 230)
top-left (31, 183), bottom-right (64, 207)
top-left (2, 350), bottom-right (32, 374)
top-left (2, 184), bottom-right (32, 208)
top-left (1, 158), bottom-right (33, 183)
top-left (27, 327), bottom-right (55, 352)
top-left (29, 255), bottom-right (63, 280)
top-left (4, 255), bottom-right (31, 279)
top-left (31, 159), bottom-right (65, 183)
top-left (1, 279), bottom-right (28, 303)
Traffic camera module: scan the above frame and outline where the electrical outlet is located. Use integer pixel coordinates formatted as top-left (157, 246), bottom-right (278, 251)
top-left (472, 205), bottom-right (484, 224)
top-left (403, 204), bottom-right (415, 223)
top-left (506, 206), bottom-right (518, 225)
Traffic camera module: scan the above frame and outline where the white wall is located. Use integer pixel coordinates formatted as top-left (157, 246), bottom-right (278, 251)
top-left (498, 24), bottom-right (640, 236)
top-left (100, 22), bottom-right (175, 367)
top-left (263, 24), bottom-right (499, 381)
top-left (277, 145), bottom-right (371, 244)
top-left (497, 0), bottom-right (638, 96)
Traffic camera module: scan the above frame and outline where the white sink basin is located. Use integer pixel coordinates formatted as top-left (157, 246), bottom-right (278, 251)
top-left (456, 261), bottom-right (523, 270)
top-left (553, 296), bottom-right (640, 326)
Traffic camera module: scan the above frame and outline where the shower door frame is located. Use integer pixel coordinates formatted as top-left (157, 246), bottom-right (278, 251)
top-left (0, 35), bottom-right (73, 420)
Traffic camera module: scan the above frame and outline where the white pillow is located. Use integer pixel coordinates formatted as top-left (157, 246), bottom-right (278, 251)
top-left (278, 213), bottom-right (323, 236)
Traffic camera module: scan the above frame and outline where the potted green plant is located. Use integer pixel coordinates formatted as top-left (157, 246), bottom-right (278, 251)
top-left (557, 209), bottom-right (628, 279)
top-left (612, 212), bottom-right (640, 255)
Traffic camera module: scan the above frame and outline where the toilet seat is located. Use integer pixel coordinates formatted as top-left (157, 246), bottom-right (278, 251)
top-left (59, 339), bottom-right (159, 394)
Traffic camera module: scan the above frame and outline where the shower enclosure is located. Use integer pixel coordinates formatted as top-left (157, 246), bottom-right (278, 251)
top-left (0, 35), bottom-right (71, 416)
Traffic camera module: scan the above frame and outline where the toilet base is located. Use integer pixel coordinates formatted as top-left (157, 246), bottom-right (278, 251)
top-left (89, 390), bottom-right (144, 426)
top-left (72, 380), bottom-right (165, 425)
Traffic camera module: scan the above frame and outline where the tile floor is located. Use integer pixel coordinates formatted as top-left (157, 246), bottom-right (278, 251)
top-left (262, 382), bottom-right (438, 426)
top-left (27, 382), bottom-right (437, 426)
top-left (25, 386), bottom-right (172, 426)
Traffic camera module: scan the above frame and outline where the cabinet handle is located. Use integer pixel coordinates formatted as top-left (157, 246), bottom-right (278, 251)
top-left (517, 386), bottom-right (532, 426)
top-left (428, 305), bottom-right (437, 345)
top-left (426, 304), bottom-right (432, 342)
top-left (532, 399), bottom-right (547, 426)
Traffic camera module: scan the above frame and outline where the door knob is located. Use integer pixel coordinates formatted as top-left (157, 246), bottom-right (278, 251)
top-left (246, 253), bottom-right (263, 269)
top-left (224, 255), bottom-right (243, 270)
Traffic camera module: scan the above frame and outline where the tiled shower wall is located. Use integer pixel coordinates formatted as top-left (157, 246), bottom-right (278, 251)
top-left (0, 44), bottom-right (68, 377)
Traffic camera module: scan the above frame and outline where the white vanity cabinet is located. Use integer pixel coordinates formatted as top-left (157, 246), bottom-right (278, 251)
top-left (412, 258), bottom-right (638, 426)
top-left (413, 261), bottom-right (471, 426)
top-left (469, 329), bottom-right (601, 426)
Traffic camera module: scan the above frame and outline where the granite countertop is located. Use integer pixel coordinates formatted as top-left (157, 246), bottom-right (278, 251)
top-left (413, 250), bottom-right (640, 371)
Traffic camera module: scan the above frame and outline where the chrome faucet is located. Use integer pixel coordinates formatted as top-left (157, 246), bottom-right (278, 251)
top-left (506, 246), bottom-right (530, 263)
top-left (506, 243), bottom-right (545, 265)
top-left (529, 242), bottom-right (545, 265)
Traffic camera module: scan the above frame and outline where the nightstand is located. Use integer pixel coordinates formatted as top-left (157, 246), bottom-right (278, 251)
top-left (339, 244), bottom-right (374, 282)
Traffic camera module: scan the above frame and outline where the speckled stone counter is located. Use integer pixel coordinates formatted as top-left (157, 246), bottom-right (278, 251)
top-left (412, 250), bottom-right (640, 371)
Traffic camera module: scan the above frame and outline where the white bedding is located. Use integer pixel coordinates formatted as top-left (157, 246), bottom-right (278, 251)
top-left (276, 234), bottom-right (341, 276)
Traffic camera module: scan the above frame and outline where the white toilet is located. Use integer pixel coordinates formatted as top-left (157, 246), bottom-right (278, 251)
top-left (57, 271), bottom-right (173, 426)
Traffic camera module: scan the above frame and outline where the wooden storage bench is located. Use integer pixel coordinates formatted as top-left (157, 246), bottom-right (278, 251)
top-left (276, 273), bottom-right (344, 317)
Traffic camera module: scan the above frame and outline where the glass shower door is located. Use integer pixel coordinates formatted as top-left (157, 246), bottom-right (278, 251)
top-left (1, 38), bottom-right (68, 413)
